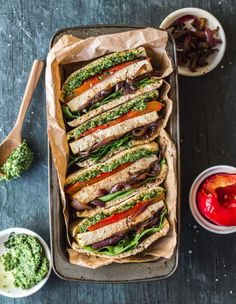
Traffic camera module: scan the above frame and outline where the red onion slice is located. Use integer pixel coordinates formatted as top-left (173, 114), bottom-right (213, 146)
top-left (136, 207), bottom-right (164, 234)
top-left (92, 231), bottom-right (127, 249)
top-left (205, 27), bottom-right (215, 47)
top-left (148, 161), bottom-right (161, 177)
top-left (98, 188), bottom-right (110, 196)
top-left (89, 199), bottom-right (106, 208)
top-left (109, 182), bottom-right (131, 193)
top-left (173, 14), bottom-right (195, 25)
top-left (183, 33), bottom-right (192, 51)
top-left (71, 199), bottom-right (93, 211)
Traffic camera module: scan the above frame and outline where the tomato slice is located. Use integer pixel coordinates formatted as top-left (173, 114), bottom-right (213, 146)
top-left (66, 162), bottom-right (132, 195)
top-left (87, 200), bottom-right (152, 231)
top-left (65, 60), bottom-right (140, 103)
top-left (78, 101), bottom-right (163, 139)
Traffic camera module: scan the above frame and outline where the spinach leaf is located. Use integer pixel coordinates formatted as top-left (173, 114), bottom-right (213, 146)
top-left (99, 189), bottom-right (136, 202)
top-left (62, 105), bottom-right (80, 120)
top-left (89, 91), bottom-right (123, 111)
top-left (89, 134), bottom-right (132, 163)
top-left (135, 78), bottom-right (160, 88)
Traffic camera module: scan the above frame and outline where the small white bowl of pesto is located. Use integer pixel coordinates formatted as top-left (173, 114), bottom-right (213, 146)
top-left (0, 228), bottom-right (51, 298)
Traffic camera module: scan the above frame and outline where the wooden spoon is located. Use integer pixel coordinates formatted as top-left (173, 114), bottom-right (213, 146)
top-left (0, 59), bottom-right (44, 171)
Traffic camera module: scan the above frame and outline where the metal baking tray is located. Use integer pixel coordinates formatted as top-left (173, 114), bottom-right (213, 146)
top-left (48, 25), bottom-right (180, 282)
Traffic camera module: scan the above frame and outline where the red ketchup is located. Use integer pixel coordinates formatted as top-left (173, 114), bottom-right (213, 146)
top-left (196, 173), bottom-right (236, 226)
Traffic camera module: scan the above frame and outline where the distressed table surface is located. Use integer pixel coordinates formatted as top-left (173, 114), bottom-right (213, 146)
top-left (0, 0), bottom-right (235, 303)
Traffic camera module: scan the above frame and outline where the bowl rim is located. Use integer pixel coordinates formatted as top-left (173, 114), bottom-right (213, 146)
top-left (0, 227), bottom-right (52, 298)
top-left (189, 165), bottom-right (236, 234)
top-left (160, 7), bottom-right (226, 77)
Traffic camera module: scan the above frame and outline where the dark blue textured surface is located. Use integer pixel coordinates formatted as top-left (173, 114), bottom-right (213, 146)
top-left (0, 0), bottom-right (235, 303)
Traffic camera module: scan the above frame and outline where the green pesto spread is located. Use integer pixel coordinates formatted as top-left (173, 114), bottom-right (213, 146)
top-left (1, 233), bottom-right (49, 289)
top-left (0, 140), bottom-right (33, 181)
top-left (78, 188), bottom-right (164, 233)
top-left (68, 148), bottom-right (155, 185)
top-left (62, 48), bottom-right (143, 99)
top-left (67, 90), bottom-right (159, 140)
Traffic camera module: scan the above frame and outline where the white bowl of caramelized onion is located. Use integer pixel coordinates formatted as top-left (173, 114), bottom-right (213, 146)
top-left (160, 7), bottom-right (226, 76)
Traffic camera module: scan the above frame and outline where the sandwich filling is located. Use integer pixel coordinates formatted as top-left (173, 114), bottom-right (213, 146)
top-left (63, 77), bottom-right (162, 122)
top-left (71, 159), bottom-right (167, 213)
top-left (62, 47), bottom-right (146, 101)
top-left (60, 47), bottom-right (171, 259)
top-left (65, 143), bottom-right (158, 195)
top-left (72, 187), bottom-right (167, 256)
top-left (62, 47), bottom-right (146, 100)
top-left (76, 187), bottom-right (165, 233)
top-left (67, 90), bottom-right (163, 141)
top-left (84, 207), bottom-right (167, 256)
top-left (65, 52), bottom-right (153, 113)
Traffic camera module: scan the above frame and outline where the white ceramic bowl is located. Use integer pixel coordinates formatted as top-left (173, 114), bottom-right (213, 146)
top-left (0, 228), bottom-right (52, 298)
top-left (189, 166), bottom-right (236, 234)
top-left (160, 7), bottom-right (226, 76)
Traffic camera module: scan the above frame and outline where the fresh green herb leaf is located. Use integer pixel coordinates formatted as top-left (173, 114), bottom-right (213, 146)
top-left (70, 134), bottom-right (132, 168)
top-left (99, 189), bottom-right (136, 202)
top-left (68, 154), bottom-right (83, 168)
top-left (62, 105), bottom-right (80, 120)
top-left (135, 78), bottom-right (160, 89)
top-left (90, 90), bottom-right (123, 111)
top-left (85, 78), bottom-right (160, 113)
top-left (89, 133), bottom-right (132, 163)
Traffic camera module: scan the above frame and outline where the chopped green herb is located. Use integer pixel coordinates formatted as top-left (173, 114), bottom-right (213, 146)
top-left (86, 78), bottom-right (160, 113)
top-left (1, 233), bottom-right (49, 289)
top-left (78, 213), bottom-right (107, 233)
top-left (0, 140), bottom-right (33, 181)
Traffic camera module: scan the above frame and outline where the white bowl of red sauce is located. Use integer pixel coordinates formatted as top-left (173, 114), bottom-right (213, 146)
top-left (189, 166), bottom-right (236, 234)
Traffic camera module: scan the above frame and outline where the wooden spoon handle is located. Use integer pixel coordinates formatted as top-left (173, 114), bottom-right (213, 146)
top-left (13, 60), bottom-right (44, 139)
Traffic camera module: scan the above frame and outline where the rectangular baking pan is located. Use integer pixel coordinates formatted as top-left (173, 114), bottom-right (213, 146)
top-left (48, 25), bottom-right (180, 282)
